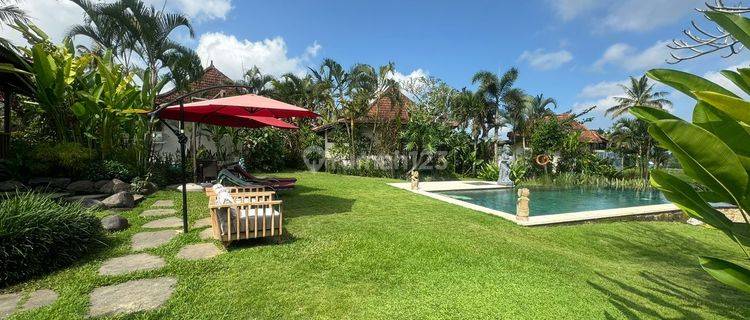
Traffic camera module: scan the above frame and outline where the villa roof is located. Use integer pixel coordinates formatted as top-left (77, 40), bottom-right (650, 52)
top-left (556, 114), bottom-right (607, 144)
top-left (155, 62), bottom-right (242, 105)
top-left (312, 91), bottom-right (412, 132)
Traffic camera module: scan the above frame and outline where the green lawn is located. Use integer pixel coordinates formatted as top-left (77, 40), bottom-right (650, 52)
top-left (5, 172), bottom-right (750, 319)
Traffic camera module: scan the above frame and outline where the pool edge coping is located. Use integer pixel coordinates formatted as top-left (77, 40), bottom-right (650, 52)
top-left (388, 182), bottom-right (686, 226)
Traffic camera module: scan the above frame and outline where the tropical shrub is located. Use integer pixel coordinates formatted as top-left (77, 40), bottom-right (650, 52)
top-left (241, 128), bottom-right (287, 172)
top-left (86, 160), bottom-right (136, 182)
top-left (28, 142), bottom-right (95, 179)
top-left (628, 10), bottom-right (750, 294)
top-left (0, 192), bottom-right (105, 286)
top-left (477, 163), bottom-right (499, 181)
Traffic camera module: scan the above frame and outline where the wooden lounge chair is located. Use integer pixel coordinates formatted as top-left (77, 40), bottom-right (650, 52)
top-left (207, 190), bottom-right (283, 246)
top-left (226, 164), bottom-right (296, 190)
top-left (217, 168), bottom-right (294, 190)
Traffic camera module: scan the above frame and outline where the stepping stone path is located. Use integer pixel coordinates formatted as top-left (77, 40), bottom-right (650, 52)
top-left (99, 253), bottom-right (165, 276)
top-left (0, 289), bottom-right (59, 319)
top-left (176, 243), bottom-right (222, 261)
top-left (142, 217), bottom-right (183, 229)
top-left (199, 228), bottom-right (214, 240)
top-left (88, 277), bottom-right (176, 318)
top-left (20, 289), bottom-right (58, 311)
top-left (132, 230), bottom-right (180, 251)
top-left (140, 209), bottom-right (175, 218)
top-left (194, 217), bottom-right (211, 228)
top-left (0, 293), bottom-right (20, 319)
top-left (151, 200), bottom-right (173, 207)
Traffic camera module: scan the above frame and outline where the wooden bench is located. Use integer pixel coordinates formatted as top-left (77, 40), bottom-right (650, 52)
top-left (207, 190), bottom-right (283, 246)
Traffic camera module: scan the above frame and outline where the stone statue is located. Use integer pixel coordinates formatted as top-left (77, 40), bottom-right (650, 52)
top-left (516, 188), bottom-right (530, 221)
top-left (497, 145), bottom-right (514, 186)
top-left (410, 170), bottom-right (420, 190)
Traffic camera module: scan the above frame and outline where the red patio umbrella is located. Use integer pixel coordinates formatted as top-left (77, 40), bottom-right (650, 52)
top-left (150, 90), bottom-right (319, 233)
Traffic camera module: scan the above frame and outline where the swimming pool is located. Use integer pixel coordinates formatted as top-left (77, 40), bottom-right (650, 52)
top-left (437, 187), bottom-right (669, 216)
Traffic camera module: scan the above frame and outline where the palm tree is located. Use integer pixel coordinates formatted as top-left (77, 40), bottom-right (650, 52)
top-left (0, 0), bottom-right (28, 27)
top-left (609, 118), bottom-right (652, 184)
top-left (471, 68), bottom-right (525, 157)
top-left (606, 75), bottom-right (672, 118)
top-left (519, 94), bottom-right (557, 148)
top-left (69, 0), bottom-right (202, 90)
top-left (239, 66), bottom-right (274, 95)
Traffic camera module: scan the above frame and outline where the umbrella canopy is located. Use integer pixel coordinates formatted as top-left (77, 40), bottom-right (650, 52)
top-left (158, 94), bottom-right (318, 124)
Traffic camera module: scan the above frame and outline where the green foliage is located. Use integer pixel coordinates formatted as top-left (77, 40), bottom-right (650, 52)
top-left (241, 128), bottom-right (288, 172)
top-left (519, 172), bottom-right (648, 189)
top-left (477, 163), bottom-right (498, 181)
top-left (530, 117), bottom-right (567, 156)
top-left (28, 142), bottom-right (95, 179)
top-left (630, 13), bottom-right (750, 293)
top-left (86, 160), bottom-right (136, 182)
top-left (0, 192), bottom-right (105, 287)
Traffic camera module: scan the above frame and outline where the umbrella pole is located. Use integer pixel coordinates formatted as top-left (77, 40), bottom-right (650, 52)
top-left (179, 99), bottom-right (189, 233)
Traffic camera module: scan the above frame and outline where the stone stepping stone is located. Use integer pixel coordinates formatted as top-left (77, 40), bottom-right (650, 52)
top-left (131, 230), bottom-right (179, 251)
top-left (99, 253), bottom-right (165, 276)
top-left (194, 217), bottom-right (211, 228)
top-left (20, 289), bottom-right (58, 311)
top-left (151, 200), bottom-right (173, 207)
top-left (199, 228), bottom-right (214, 240)
top-left (140, 209), bottom-right (175, 218)
top-left (0, 293), bottom-right (20, 319)
top-left (88, 277), bottom-right (176, 317)
top-left (176, 243), bottom-right (222, 261)
top-left (142, 217), bottom-right (183, 229)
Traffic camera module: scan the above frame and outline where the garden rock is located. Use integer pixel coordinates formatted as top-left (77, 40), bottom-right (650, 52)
top-left (27, 177), bottom-right (52, 189)
top-left (0, 180), bottom-right (25, 191)
top-left (66, 180), bottom-right (95, 193)
top-left (101, 191), bottom-right (134, 209)
top-left (152, 200), bottom-right (173, 207)
top-left (99, 179), bottom-right (130, 194)
top-left (133, 181), bottom-right (158, 195)
top-left (101, 215), bottom-right (129, 232)
top-left (20, 289), bottom-right (58, 311)
top-left (49, 178), bottom-right (71, 189)
top-left (88, 277), bottom-right (176, 317)
top-left (94, 180), bottom-right (109, 190)
top-left (142, 217), bottom-right (183, 229)
top-left (199, 228), bottom-right (214, 240)
top-left (80, 199), bottom-right (105, 210)
top-left (131, 230), bottom-right (179, 251)
top-left (140, 209), bottom-right (175, 218)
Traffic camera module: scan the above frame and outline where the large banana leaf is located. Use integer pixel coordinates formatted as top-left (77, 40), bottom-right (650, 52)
top-left (692, 102), bottom-right (750, 172)
top-left (649, 119), bottom-right (747, 205)
top-left (694, 91), bottom-right (750, 125)
top-left (699, 256), bottom-right (750, 294)
top-left (650, 170), bottom-right (733, 230)
top-left (630, 106), bottom-right (679, 123)
top-left (705, 11), bottom-right (750, 53)
top-left (646, 69), bottom-right (737, 99)
top-left (720, 69), bottom-right (750, 96)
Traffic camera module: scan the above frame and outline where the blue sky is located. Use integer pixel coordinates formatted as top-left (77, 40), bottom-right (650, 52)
top-left (5, 0), bottom-right (750, 130)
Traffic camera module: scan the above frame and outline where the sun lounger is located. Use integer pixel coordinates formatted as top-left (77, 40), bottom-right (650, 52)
top-left (218, 168), bottom-right (295, 190)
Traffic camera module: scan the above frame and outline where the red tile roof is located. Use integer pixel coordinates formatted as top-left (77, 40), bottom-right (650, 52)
top-left (556, 114), bottom-right (607, 144)
top-left (155, 63), bottom-right (241, 105)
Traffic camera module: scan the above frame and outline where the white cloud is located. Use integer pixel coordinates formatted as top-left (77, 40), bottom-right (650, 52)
top-left (547, 0), bottom-right (602, 21)
top-left (602, 0), bottom-right (703, 32)
top-left (165, 0), bottom-right (233, 21)
top-left (703, 60), bottom-right (750, 99)
top-left (0, 0), bottom-right (84, 45)
top-left (594, 41), bottom-right (670, 71)
top-left (518, 49), bottom-right (573, 70)
top-left (387, 69), bottom-right (428, 84)
top-left (0, 0), bottom-right (232, 47)
top-left (195, 32), bottom-right (321, 79)
top-left (577, 80), bottom-right (628, 99)
top-left (549, 0), bottom-right (703, 32)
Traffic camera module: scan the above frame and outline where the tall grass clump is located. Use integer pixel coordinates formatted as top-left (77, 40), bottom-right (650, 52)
top-left (0, 192), bottom-right (105, 287)
top-left (519, 172), bottom-right (649, 190)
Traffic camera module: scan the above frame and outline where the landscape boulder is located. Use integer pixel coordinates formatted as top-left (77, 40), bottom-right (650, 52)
top-left (0, 180), bottom-right (26, 191)
top-left (101, 215), bottom-right (129, 232)
top-left (101, 191), bottom-right (135, 209)
top-left (27, 177), bottom-right (52, 189)
top-left (67, 180), bottom-right (95, 194)
top-left (49, 178), bottom-right (71, 189)
top-left (28, 177), bottom-right (70, 190)
top-left (80, 198), bottom-right (105, 210)
top-left (94, 180), bottom-right (109, 190)
top-left (132, 181), bottom-right (158, 195)
top-left (99, 179), bottom-right (131, 194)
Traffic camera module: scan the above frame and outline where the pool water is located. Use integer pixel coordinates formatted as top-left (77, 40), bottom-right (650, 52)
top-left (437, 187), bottom-right (669, 216)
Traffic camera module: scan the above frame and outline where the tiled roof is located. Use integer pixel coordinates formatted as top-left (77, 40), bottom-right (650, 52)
top-left (556, 114), bottom-right (607, 144)
top-left (312, 91), bottom-right (412, 132)
top-left (155, 63), bottom-right (241, 105)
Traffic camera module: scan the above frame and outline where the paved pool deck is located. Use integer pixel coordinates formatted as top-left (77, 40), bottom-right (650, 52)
top-left (388, 181), bottom-right (682, 226)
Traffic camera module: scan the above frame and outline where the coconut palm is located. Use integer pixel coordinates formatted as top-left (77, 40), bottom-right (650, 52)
top-left (519, 94), bottom-right (557, 148)
top-left (471, 68), bottom-right (525, 157)
top-left (606, 75), bottom-right (672, 118)
top-left (239, 66), bottom-right (275, 95)
top-left (608, 118), bottom-right (652, 183)
top-left (0, 0), bottom-right (28, 27)
top-left (69, 0), bottom-right (202, 90)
